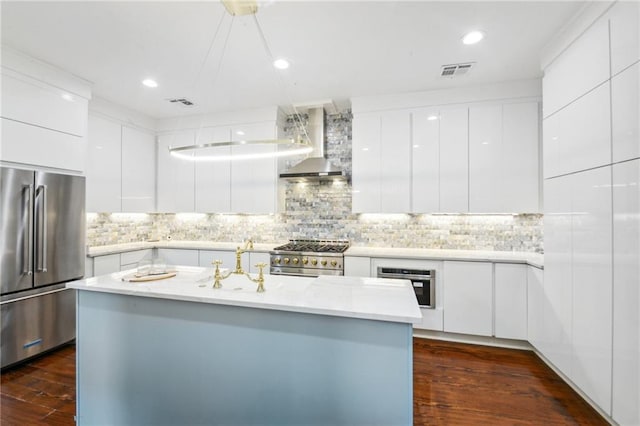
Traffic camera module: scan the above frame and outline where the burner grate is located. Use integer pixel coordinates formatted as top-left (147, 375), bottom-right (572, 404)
top-left (274, 239), bottom-right (349, 253)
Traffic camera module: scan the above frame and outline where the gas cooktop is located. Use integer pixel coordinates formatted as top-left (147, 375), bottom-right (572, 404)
top-left (272, 239), bottom-right (350, 254)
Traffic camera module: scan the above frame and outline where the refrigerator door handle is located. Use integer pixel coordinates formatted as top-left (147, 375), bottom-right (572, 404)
top-left (22, 184), bottom-right (34, 275)
top-left (36, 185), bottom-right (48, 273)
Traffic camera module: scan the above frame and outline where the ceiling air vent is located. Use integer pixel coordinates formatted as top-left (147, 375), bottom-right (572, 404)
top-left (440, 62), bottom-right (474, 78)
top-left (167, 98), bottom-right (195, 107)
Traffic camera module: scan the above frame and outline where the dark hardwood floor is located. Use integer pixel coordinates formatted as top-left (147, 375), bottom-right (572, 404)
top-left (1, 338), bottom-right (607, 425)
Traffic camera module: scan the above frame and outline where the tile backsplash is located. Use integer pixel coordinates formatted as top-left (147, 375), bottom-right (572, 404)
top-left (87, 110), bottom-right (543, 253)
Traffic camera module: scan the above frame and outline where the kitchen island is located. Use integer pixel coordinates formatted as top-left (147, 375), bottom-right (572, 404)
top-left (67, 267), bottom-right (421, 425)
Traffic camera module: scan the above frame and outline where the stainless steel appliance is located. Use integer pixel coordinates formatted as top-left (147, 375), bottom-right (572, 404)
top-left (270, 239), bottom-right (349, 277)
top-left (377, 267), bottom-right (436, 308)
top-left (1, 167), bottom-right (85, 368)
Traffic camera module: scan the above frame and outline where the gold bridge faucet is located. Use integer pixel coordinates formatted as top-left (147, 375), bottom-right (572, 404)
top-left (233, 239), bottom-right (254, 274)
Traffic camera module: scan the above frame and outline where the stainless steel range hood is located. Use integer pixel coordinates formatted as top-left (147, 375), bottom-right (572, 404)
top-left (279, 107), bottom-right (345, 181)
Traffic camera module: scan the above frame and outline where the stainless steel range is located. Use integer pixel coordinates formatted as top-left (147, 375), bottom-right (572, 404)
top-left (270, 240), bottom-right (350, 277)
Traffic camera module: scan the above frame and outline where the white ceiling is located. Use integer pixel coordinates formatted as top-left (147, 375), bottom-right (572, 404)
top-left (1, 1), bottom-right (584, 119)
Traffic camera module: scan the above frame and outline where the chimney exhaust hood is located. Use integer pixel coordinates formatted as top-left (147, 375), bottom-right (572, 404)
top-left (279, 106), bottom-right (345, 181)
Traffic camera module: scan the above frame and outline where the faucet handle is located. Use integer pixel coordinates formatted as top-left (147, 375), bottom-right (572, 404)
top-left (254, 263), bottom-right (267, 293)
top-left (255, 262), bottom-right (267, 271)
top-left (212, 259), bottom-right (225, 289)
top-left (212, 259), bottom-right (223, 267)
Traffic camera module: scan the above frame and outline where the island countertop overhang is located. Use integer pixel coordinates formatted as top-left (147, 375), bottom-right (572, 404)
top-left (67, 266), bottom-right (423, 325)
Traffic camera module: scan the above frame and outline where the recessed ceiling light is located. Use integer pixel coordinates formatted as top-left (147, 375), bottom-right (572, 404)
top-left (61, 93), bottom-right (74, 101)
top-left (462, 30), bottom-right (485, 45)
top-left (236, 130), bottom-right (245, 136)
top-left (142, 78), bottom-right (158, 88)
top-left (273, 58), bottom-right (290, 70)
top-left (427, 115), bottom-right (439, 121)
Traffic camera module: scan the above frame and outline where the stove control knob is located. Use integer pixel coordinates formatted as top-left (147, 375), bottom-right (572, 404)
top-left (293, 258), bottom-right (299, 265)
top-left (321, 260), bottom-right (328, 266)
top-left (331, 260), bottom-right (338, 267)
top-left (274, 257), bottom-right (281, 264)
top-left (302, 257), bottom-right (308, 265)
top-left (311, 259), bottom-right (318, 266)
top-left (284, 257), bottom-right (290, 264)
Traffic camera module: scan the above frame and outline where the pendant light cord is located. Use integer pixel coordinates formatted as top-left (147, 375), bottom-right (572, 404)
top-left (252, 13), bottom-right (311, 144)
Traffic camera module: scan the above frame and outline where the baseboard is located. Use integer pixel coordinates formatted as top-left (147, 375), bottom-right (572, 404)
top-left (530, 347), bottom-right (615, 425)
top-left (412, 329), bottom-right (532, 351)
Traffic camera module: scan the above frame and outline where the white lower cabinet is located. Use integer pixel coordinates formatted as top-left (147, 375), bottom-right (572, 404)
top-left (612, 159), bottom-right (640, 425)
top-left (494, 263), bottom-right (528, 340)
top-left (157, 249), bottom-right (199, 267)
top-left (198, 249), bottom-right (244, 271)
top-left (120, 249), bottom-right (153, 271)
top-left (443, 261), bottom-right (493, 336)
top-left (526, 266), bottom-right (544, 350)
top-left (344, 256), bottom-right (371, 277)
top-left (92, 254), bottom-right (121, 277)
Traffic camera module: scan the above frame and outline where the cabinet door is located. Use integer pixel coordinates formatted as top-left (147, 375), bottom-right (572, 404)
top-left (157, 249), bottom-right (199, 267)
top-left (612, 159), bottom-right (640, 425)
top-left (380, 111), bottom-right (411, 212)
top-left (86, 115), bottom-right (121, 212)
top-left (571, 166), bottom-right (612, 414)
top-left (542, 176), bottom-right (573, 376)
top-left (411, 109), bottom-right (439, 212)
top-left (609, 0), bottom-right (640, 77)
top-left (248, 252), bottom-right (270, 274)
top-left (439, 107), bottom-right (468, 213)
top-left (469, 105), bottom-right (502, 212)
top-left (612, 62), bottom-right (640, 163)
top-left (527, 266), bottom-right (544, 350)
top-left (344, 256), bottom-right (371, 277)
top-left (120, 249), bottom-right (153, 271)
top-left (352, 114), bottom-right (381, 213)
top-left (199, 250), bottom-right (245, 271)
top-left (230, 123), bottom-right (277, 214)
top-left (502, 102), bottom-right (540, 212)
top-left (494, 263), bottom-right (528, 340)
top-left (93, 254), bottom-right (121, 276)
top-left (543, 82), bottom-right (611, 178)
top-left (157, 131), bottom-right (195, 212)
top-left (542, 18), bottom-right (610, 117)
top-left (122, 126), bottom-right (155, 212)
top-left (195, 126), bottom-right (232, 213)
top-left (443, 261), bottom-right (493, 336)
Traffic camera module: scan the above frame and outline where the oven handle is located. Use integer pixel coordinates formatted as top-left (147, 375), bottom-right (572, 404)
top-left (378, 273), bottom-right (432, 280)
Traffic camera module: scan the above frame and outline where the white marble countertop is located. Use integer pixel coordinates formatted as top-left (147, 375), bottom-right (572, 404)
top-left (87, 241), bottom-right (282, 257)
top-left (67, 266), bottom-right (423, 325)
top-left (345, 247), bottom-right (544, 268)
top-left (87, 241), bottom-right (543, 268)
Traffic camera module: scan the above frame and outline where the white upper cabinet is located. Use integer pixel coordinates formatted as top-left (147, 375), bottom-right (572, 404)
top-left (86, 115), bottom-right (121, 212)
top-left (469, 105), bottom-right (502, 212)
top-left (502, 102), bottom-right (540, 212)
top-left (230, 122), bottom-right (278, 214)
top-left (542, 18), bottom-right (610, 117)
top-left (352, 111), bottom-right (411, 213)
top-left (352, 113), bottom-right (382, 213)
top-left (157, 131), bottom-right (196, 212)
top-left (1, 71), bottom-right (88, 138)
top-left (121, 126), bottom-right (156, 212)
top-left (609, 0), bottom-right (640, 77)
top-left (612, 159), bottom-right (640, 425)
top-left (611, 62), bottom-right (640, 163)
top-left (380, 111), bottom-right (411, 213)
top-left (195, 126), bottom-right (232, 213)
top-left (543, 82), bottom-right (611, 178)
top-left (470, 102), bottom-right (540, 212)
top-left (438, 107), bottom-right (469, 213)
top-left (411, 109), bottom-right (440, 212)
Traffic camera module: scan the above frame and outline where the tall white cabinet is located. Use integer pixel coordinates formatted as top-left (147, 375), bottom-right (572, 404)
top-left (541, 2), bottom-right (640, 422)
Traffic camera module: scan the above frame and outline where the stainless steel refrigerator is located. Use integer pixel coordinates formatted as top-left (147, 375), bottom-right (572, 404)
top-left (1, 166), bottom-right (85, 368)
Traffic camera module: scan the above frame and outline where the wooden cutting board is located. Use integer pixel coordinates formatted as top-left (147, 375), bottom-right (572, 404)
top-left (123, 272), bottom-right (177, 282)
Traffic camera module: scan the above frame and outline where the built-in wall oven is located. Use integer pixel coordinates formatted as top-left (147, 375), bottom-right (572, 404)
top-left (377, 267), bottom-right (435, 309)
